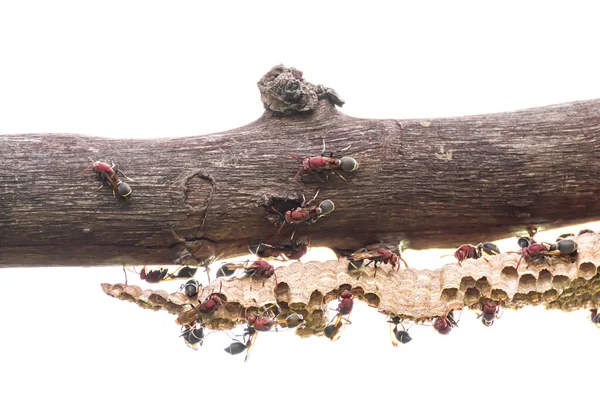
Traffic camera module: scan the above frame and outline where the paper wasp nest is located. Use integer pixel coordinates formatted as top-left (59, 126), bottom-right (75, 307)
top-left (102, 232), bottom-right (600, 335)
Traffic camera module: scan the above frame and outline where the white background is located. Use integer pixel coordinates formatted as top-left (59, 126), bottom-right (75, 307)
top-left (1, 1), bottom-right (599, 400)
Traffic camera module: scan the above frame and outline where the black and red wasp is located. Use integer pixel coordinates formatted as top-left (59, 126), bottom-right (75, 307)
top-left (270, 190), bottom-right (335, 234)
top-left (512, 238), bottom-right (578, 270)
top-left (224, 310), bottom-right (304, 361)
top-left (216, 260), bottom-right (280, 285)
top-left (590, 309), bottom-right (600, 327)
top-left (176, 282), bottom-right (225, 326)
top-left (136, 265), bottom-right (199, 284)
top-left (388, 316), bottom-right (412, 346)
top-left (449, 242), bottom-right (500, 266)
top-left (249, 232), bottom-right (310, 261)
top-left (83, 157), bottom-right (133, 200)
top-left (289, 139), bottom-right (358, 182)
top-left (349, 247), bottom-right (408, 276)
top-left (478, 299), bottom-right (501, 327)
top-left (324, 290), bottom-right (353, 341)
top-left (433, 311), bottom-right (459, 335)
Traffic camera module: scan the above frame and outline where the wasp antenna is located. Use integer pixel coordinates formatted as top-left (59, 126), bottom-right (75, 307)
top-left (270, 206), bottom-right (284, 217)
top-left (289, 153), bottom-right (303, 163)
top-left (311, 189), bottom-right (320, 202)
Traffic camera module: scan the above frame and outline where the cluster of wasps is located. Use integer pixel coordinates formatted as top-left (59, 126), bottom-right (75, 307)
top-left (91, 136), bottom-right (599, 359)
top-left (449, 231), bottom-right (581, 269)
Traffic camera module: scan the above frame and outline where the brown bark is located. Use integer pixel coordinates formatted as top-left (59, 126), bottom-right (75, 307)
top-left (1, 65), bottom-right (600, 267)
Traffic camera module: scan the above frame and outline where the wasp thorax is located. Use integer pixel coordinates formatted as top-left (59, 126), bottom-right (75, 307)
top-left (339, 156), bottom-right (358, 172)
top-left (317, 199), bottom-right (335, 215)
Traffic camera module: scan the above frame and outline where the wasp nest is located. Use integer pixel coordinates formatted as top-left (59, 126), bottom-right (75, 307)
top-left (102, 232), bottom-right (600, 336)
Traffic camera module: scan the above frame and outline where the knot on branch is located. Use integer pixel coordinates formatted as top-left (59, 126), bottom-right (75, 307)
top-left (257, 64), bottom-right (344, 115)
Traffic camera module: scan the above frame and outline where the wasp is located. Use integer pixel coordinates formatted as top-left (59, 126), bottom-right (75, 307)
top-left (83, 157), bottom-right (133, 200)
top-left (349, 247), bottom-right (408, 277)
top-left (478, 299), bottom-right (501, 327)
top-left (270, 190), bottom-right (335, 234)
top-left (176, 282), bottom-right (225, 326)
top-left (324, 290), bottom-right (353, 341)
top-left (449, 242), bottom-right (500, 266)
top-left (511, 238), bottom-right (577, 270)
top-left (433, 311), bottom-right (459, 335)
top-left (215, 260), bottom-right (280, 285)
top-left (289, 139), bottom-right (358, 182)
top-left (249, 232), bottom-right (310, 261)
top-left (136, 265), bottom-right (199, 284)
top-left (388, 316), bottom-right (412, 346)
top-left (224, 309), bottom-right (304, 362)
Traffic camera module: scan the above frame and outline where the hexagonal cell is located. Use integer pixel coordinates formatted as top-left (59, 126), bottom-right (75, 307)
top-left (518, 274), bottom-right (537, 292)
top-left (464, 287), bottom-right (481, 306)
top-left (339, 284), bottom-right (353, 293)
top-left (476, 277), bottom-right (492, 294)
top-left (490, 289), bottom-right (508, 301)
top-left (578, 262), bottom-right (597, 280)
top-left (542, 289), bottom-right (559, 302)
top-left (561, 298), bottom-right (581, 312)
top-left (275, 282), bottom-right (291, 303)
top-left (571, 277), bottom-right (587, 289)
top-left (441, 288), bottom-right (459, 302)
top-left (364, 292), bottom-right (381, 308)
top-left (502, 267), bottom-right (518, 282)
top-left (148, 292), bottom-right (169, 305)
top-left (552, 275), bottom-right (569, 290)
top-left (526, 291), bottom-right (542, 304)
top-left (512, 293), bottom-right (528, 303)
top-left (538, 269), bottom-right (552, 287)
top-left (460, 276), bottom-right (476, 292)
top-left (308, 290), bottom-right (324, 307)
top-left (592, 291), bottom-right (600, 307)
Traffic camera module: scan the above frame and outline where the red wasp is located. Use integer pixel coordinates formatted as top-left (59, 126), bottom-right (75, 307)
top-left (433, 311), bottom-right (459, 335)
top-left (590, 309), bottom-right (600, 327)
top-left (448, 242), bottom-right (500, 266)
top-left (388, 316), bottom-right (412, 346)
top-left (511, 238), bottom-right (578, 270)
top-left (349, 247), bottom-right (408, 276)
top-left (289, 139), bottom-right (358, 182)
top-left (478, 299), bottom-right (501, 327)
top-left (83, 157), bottom-right (133, 200)
top-left (324, 290), bottom-right (353, 341)
top-left (271, 190), bottom-right (335, 233)
top-left (176, 282), bottom-right (225, 326)
top-left (216, 260), bottom-right (281, 285)
top-left (249, 232), bottom-right (310, 261)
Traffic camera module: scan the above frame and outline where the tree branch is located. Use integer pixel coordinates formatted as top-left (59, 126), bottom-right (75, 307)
top-left (1, 65), bottom-right (600, 267)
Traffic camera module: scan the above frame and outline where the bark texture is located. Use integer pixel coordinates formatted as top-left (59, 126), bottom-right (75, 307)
top-left (1, 65), bottom-right (600, 267)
